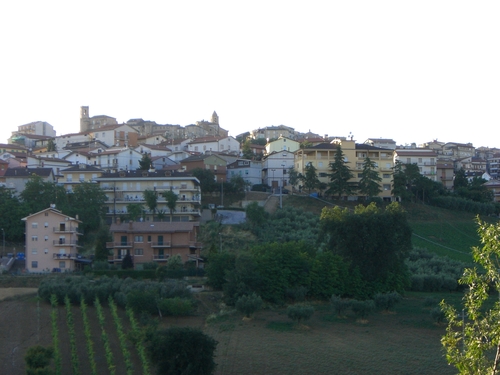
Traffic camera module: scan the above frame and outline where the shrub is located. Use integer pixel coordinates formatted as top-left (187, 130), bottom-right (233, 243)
top-left (374, 292), bottom-right (401, 312)
top-left (146, 327), bottom-right (218, 375)
top-left (122, 253), bottom-right (134, 269)
top-left (235, 293), bottom-right (263, 318)
top-left (330, 295), bottom-right (351, 317)
top-left (158, 297), bottom-right (194, 316)
top-left (430, 306), bottom-right (446, 323)
top-left (351, 299), bottom-right (375, 320)
top-left (25, 345), bottom-right (54, 372)
top-left (286, 286), bottom-right (308, 302)
top-left (287, 304), bottom-right (315, 324)
top-left (167, 254), bottom-right (183, 270)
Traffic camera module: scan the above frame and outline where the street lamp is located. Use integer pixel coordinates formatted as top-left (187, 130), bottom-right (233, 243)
top-left (271, 169), bottom-right (276, 193)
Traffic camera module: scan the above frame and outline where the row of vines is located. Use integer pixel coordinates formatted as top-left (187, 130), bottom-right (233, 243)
top-left (48, 293), bottom-right (153, 375)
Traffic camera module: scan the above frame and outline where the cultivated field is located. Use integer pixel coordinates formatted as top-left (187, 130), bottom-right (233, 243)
top-left (0, 289), bottom-right (458, 375)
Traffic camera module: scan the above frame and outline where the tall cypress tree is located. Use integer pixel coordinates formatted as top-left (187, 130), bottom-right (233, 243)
top-left (327, 144), bottom-right (355, 199)
top-left (358, 156), bottom-right (382, 199)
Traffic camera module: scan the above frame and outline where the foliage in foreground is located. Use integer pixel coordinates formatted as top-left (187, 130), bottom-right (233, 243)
top-left (146, 327), bottom-right (218, 375)
top-left (441, 218), bottom-right (500, 374)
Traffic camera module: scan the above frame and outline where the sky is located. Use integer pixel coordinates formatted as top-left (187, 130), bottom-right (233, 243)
top-left (1, 1), bottom-right (499, 148)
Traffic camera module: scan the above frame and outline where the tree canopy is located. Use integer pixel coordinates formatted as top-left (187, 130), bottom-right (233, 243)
top-left (326, 144), bottom-right (355, 199)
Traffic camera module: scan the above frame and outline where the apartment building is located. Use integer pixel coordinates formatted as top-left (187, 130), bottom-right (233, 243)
top-left (106, 219), bottom-right (202, 267)
top-left (22, 206), bottom-right (83, 272)
top-left (394, 149), bottom-right (439, 181)
top-left (59, 164), bottom-right (104, 192)
top-left (96, 170), bottom-right (201, 224)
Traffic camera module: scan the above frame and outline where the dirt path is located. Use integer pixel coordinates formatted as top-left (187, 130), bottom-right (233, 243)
top-left (0, 288), bottom-right (38, 301)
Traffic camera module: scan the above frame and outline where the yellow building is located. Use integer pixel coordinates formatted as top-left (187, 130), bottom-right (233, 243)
top-left (294, 139), bottom-right (394, 200)
top-left (97, 170), bottom-right (201, 224)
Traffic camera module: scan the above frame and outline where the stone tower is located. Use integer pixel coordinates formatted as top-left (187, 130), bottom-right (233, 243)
top-left (80, 106), bottom-right (90, 132)
top-left (211, 111), bottom-right (219, 125)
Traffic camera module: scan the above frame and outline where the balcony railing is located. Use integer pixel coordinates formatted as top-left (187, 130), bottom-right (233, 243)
top-left (53, 240), bottom-right (80, 247)
top-left (151, 241), bottom-right (171, 248)
top-left (152, 254), bottom-right (170, 261)
top-left (52, 253), bottom-right (77, 259)
top-left (106, 241), bottom-right (133, 248)
top-left (53, 226), bottom-right (82, 235)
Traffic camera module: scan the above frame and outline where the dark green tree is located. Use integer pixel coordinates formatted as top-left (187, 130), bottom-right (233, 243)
top-left (453, 167), bottom-right (468, 190)
top-left (241, 139), bottom-right (254, 159)
top-left (68, 182), bottom-right (107, 235)
top-left (138, 153), bottom-right (152, 170)
top-left (20, 175), bottom-right (69, 214)
top-left (301, 163), bottom-right (320, 193)
top-left (143, 189), bottom-right (158, 220)
top-left (0, 186), bottom-right (27, 242)
top-left (126, 203), bottom-right (144, 222)
top-left (227, 175), bottom-right (247, 194)
top-left (391, 161), bottom-right (421, 202)
top-left (162, 190), bottom-right (178, 222)
top-left (326, 144), bottom-right (355, 199)
top-left (94, 225), bottom-right (111, 261)
top-left (191, 168), bottom-right (217, 194)
top-left (205, 251), bottom-right (236, 290)
top-left (47, 138), bottom-right (57, 152)
top-left (288, 167), bottom-right (300, 194)
top-left (245, 201), bottom-right (269, 228)
top-left (146, 327), bottom-right (218, 375)
top-left (319, 202), bottom-right (412, 295)
top-left (235, 293), bottom-right (263, 318)
top-left (25, 345), bottom-right (54, 375)
top-left (358, 157), bottom-right (382, 199)
top-left (121, 252), bottom-right (134, 269)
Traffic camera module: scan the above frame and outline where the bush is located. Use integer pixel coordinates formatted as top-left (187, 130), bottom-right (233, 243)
top-left (146, 327), bottom-right (218, 375)
top-left (158, 297), bottom-right (194, 316)
top-left (25, 345), bottom-right (54, 374)
top-left (286, 286), bottom-right (308, 302)
top-left (430, 306), bottom-right (446, 323)
top-left (235, 293), bottom-right (263, 318)
top-left (330, 295), bottom-right (351, 317)
top-left (287, 304), bottom-right (315, 324)
top-left (351, 299), bottom-right (375, 320)
top-left (374, 292), bottom-right (401, 311)
top-left (167, 254), bottom-right (184, 270)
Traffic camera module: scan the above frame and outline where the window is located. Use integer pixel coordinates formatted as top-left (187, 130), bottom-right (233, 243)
top-left (357, 173), bottom-right (363, 178)
top-left (147, 235), bottom-right (152, 242)
top-left (134, 248), bottom-right (144, 256)
top-left (32, 249), bottom-right (37, 255)
top-left (59, 261), bottom-right (66, 269)
top-left (44, 222), bottom-right (48, 228)
top-left (134, 235), bottom-right (143, 243)
top-left (44, 236), bottom-right (48, 241)
top-left (383, 184), bottom-right (391, 191)
top-left (383, 174), bottom-right (391, 179)
top-left (44, 249), bottom-right (48, 254)
top-left (32, 223), bottom-right (38, 228)
top-left (32, 261), bottom-right (38, 268)
top-left (44, 212), bottom-right (49, 217)
top-left (32, 236), bottom-right (38, 241)
top-left (318, 162), bottom-right (323, 168)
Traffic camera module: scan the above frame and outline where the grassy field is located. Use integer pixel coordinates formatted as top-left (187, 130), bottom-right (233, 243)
top-left (2, 291), bottom-right (468, 375)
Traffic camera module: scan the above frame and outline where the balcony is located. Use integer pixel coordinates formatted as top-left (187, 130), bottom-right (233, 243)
top-left (189, 241), bottom-right (202, 248)
top-left (53, 239), bottom-right (80, 247)
top-left (152, 254), bottom-right (170, 262)
top-left (151, 241), bottom-right (171, 248)
top-left (52, 253), bottom-right (78, 259)
top-left (53, 226), bottom-right (82, 235)
top-left (106, 241), bottom-right (133, 248)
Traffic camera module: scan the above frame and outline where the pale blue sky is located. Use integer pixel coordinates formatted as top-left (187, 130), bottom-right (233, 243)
top-left (1, 1), bottom-right (499, 148)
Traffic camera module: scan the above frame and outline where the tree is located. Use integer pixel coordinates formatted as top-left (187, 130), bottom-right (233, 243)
top-left (191, 168), bottom-right (217, 194)
top-left (20, 175), bottom-right (69, 214)
top-left (453, 167), bottom-right (468, 190)
top-left (241, 139), bottom-right (254, 160)
top-left (287, 304), bottom-right (315, 325)
top-left (441, 219), bottom-right (500, 374)
top-left (319, 202), bottom-right (412, 296)
top-left (301, 163), bottom-right (320, 193)
top-left (235, 293), bottom-right (263, 318)
top-left (139, 153), bottom-right (152, 170)
top-left (245, 201), bottom-right (268, 228)
top-left (326, 144), bottom-right (355, 199)
top-left (94, 225), bottom-right (111, 261)
top-left (146, 327), bottom-right (218, 375)
top-left (358, 157), bottom-right (382, 199)
top-left (121, 252), bottom-right (134, 269)
top-left (126, 203), bottom-right (144, 222)
top-left (227, 175), bottom-right (247, 194)
top-left (47, 138), bottom-right (57, 152)
top-left (288, 167), bottom-right (300, 194)
top-left (25, 345), bottom-right (54, 375)
top-left (0, 186), bottom-right (27, 242)
top-left (68, 182), bottom-right (107, 235)
top-left (143, 189), bottom-right (158, 220)
top-left (162, 190), bottom-right (178, 222)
